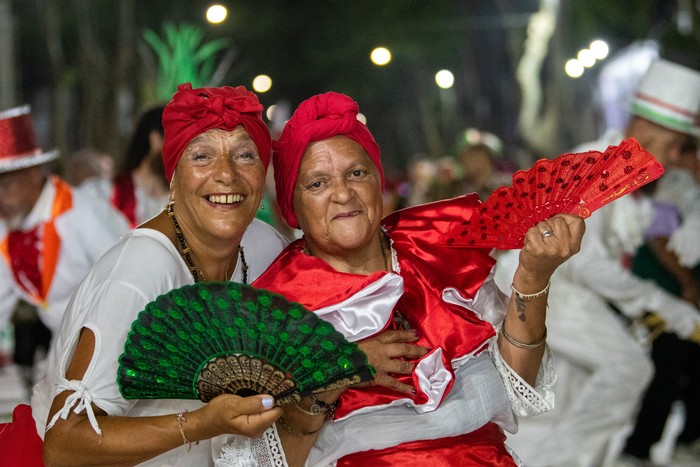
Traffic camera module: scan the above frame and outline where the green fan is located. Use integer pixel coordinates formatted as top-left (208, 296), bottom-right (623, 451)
top-left (117, 282), bottom-right (374, 405)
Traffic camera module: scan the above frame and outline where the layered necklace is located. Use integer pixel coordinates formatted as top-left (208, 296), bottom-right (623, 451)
top-left (167, 203), bottom-right (249, 283)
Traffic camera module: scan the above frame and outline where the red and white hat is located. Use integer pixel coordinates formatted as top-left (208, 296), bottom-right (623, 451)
top-left (0, 105), bottom-right (59, 174)
top-left (629, 59), bottom-right (700, 137)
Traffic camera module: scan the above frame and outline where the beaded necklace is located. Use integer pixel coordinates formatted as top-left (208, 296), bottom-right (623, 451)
top-left (166, 203), bottom-right (248, 283)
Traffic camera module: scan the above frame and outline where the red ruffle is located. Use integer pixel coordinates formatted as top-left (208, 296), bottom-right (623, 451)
top-left (336, 422), bottom-right (516, 466)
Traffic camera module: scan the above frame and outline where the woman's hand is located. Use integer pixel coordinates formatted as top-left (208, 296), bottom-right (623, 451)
top-left (516, 213), bottom-right (585, 286)
top-left (356, 329), bottom-right (429, 395)
top-left (197, 394), bottom-right (283, 439)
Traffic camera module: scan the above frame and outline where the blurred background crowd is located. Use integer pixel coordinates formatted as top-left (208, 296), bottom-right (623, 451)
top-left (1, 1), bottom-right (700, 466)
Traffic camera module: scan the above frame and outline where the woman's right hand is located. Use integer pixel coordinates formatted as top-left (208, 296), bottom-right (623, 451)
top-left (357, 329), bottom-right (429, 395)
top-left (197, 394), bottom-right (283, 439)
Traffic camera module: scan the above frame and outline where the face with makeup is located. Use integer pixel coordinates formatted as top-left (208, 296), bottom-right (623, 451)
top-left (292, 135), bottom-right (384, 266)
top-left (169, 125), bottom-right (266, 246)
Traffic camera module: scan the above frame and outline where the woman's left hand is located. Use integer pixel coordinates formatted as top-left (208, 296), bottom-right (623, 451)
top-left (517, 213), bottom-right (585, 283)
top-left (356, 329), bottom-right (428, 395)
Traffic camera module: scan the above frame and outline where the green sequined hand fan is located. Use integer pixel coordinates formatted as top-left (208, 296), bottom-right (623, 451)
top-left (117, 282), bottom-right (374, 405)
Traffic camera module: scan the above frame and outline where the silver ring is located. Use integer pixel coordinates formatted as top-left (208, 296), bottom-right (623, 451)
top-left (541, 230), bottom-right (554, 239)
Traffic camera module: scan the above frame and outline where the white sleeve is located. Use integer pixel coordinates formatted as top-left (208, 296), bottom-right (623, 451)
top-left (490, 336), bottom-right (556, 417)
top-left (654, 169), bottom-right (700, 267)
top-left (668, 216), bottom-right (700, 267)
top-left (564, 232), bottom-right (700, 337)
top-left (45, 280), bottom-right (150, 435)
top-left (442, 272), bottom-right (556, 416)
top-left (42, 233), bottom-right (190, 436)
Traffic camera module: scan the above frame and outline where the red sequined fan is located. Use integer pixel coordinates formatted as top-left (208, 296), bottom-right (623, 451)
top-left (445, 138), bottom-right (664, 249)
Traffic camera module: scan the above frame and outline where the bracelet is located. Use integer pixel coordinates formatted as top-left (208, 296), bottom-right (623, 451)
top-left (176, 409), bottom-right (199, 452)
top-left (501, 322), bottom-right (548, 350)
top-left (277, 416), bottom-right (322, 437)
top-left (510, 282), bottom-right (550, 301)
top-left (293, 396), bottom-right (339, 419)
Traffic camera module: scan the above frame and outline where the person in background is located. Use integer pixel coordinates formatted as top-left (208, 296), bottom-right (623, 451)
top-left (499, 58), bottom-right (700, 467)
top-left (0, 105), bottom-right (129, 339)
top-left (63, 147), bottom-right (114, 186)
top-left (0, 106), bottom-right (129, 463)
top-left (621, 136), bottom-right (700, 465)
top-left (250, 91), bottom-right (585, 466)
top-left (454, 142), bottom-right (512, 201)
top-left (425, 155), bottom-right (460, 201)
top-left (674, 137), bottom-right (699, 183)
top-left (623, 60), bottom-right (700, 269)
top-left (403, 156), bottom-right (436, 207)
top-left (29, 83), bottom-right (290, 466)
top-left (81, 105), bottom-right (169, 228)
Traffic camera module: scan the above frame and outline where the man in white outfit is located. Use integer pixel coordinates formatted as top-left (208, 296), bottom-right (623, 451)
top-left (497, 58), bottom-right (700, 467)
top-left (0, 105), bottom-right (129, 336)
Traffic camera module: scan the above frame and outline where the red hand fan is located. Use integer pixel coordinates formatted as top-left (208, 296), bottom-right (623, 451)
top-left (444, 138), bottom-right (664, 249)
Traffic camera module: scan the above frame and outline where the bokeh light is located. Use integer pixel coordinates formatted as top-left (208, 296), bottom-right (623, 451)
top-left (370, 47), bottom-right (392, 66)
top-left (565, 59), bottom-right (584, 78)
top-left (252, 75), bottom-right (272, 93)
top-left (577, 49), bottom-right (596, 68)
top-left (206, 4), bottom-right (228, 24)
top-left (435, 69), bottom-right (454, 89)
top-left (589, 40), bottom-right (609, 60)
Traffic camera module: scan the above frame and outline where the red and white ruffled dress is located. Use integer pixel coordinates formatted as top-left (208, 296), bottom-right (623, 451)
top-left (245, 195), bottom-right (556, 467)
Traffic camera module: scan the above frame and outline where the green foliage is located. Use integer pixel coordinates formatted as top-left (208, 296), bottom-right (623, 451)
top-left (143, 22), bottom-right (230, 101)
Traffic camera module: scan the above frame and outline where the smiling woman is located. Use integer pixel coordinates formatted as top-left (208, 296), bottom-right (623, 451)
top-left (293, 136), bottom-right (386, 274)
top-left (251, 91), bottom-right (586, 466)
top-left (169, 126), bottom-right (267, 281)
top-left (30, 83), bottom-right (290, 466)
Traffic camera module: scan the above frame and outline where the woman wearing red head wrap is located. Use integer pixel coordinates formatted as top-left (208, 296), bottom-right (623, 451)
top-left (35, 83), bottom-right (290, 466)
top-left (251, 92), bottom-right (586, 466)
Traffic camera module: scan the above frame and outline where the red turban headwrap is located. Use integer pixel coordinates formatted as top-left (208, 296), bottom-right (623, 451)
top-left (272, 92), bottom-right (384, 228)
top-left (161, 83), bottom-right (271, 182)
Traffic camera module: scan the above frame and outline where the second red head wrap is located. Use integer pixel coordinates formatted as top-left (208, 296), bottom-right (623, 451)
top-left (161, 83), bottom-right (271, 182)
top-left (272, 92), bottom-right (384, 228)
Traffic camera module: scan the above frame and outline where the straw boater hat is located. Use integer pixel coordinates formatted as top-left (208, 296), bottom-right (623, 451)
top-left (629, 59), bottom-right (700, 137)
top-left (0, 105), bottom-right (59, 174)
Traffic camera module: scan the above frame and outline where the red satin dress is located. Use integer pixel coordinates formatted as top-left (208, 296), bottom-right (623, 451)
top-left (253, 195), bottom-right (517, 466)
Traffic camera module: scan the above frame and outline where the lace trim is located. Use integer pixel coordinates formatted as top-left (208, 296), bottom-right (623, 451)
top-left (214, 436), bottom-right (256, 467)
top-left (490, 334), bottom-right (556, 417)
top-left (214, 426), bottom-right (287, 467)
top-left (45, 380), bottom-right (102, 435)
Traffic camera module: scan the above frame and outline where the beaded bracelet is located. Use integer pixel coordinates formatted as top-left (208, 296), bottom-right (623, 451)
top-left (510, 282), bottom-right (551, 301)
top-left (293, 396), bottom-right (339, 419)
top-left (176, 409), bottom-right (199, 452)
top-left (501, 322), bottom-right (548, 350)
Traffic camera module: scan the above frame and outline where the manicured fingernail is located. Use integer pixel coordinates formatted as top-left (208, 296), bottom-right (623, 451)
top-left (413, 329), bottom-right (421, 338)
top-left (262, 396), bottom-right (274, 409)
top-left (411, 388), bottom-right (416, 395)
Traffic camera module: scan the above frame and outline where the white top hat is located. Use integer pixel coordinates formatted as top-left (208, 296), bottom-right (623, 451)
top-left (629, 59), bottom-right (700, 137)
top-left (0, 105), bottom-right (59, 174)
